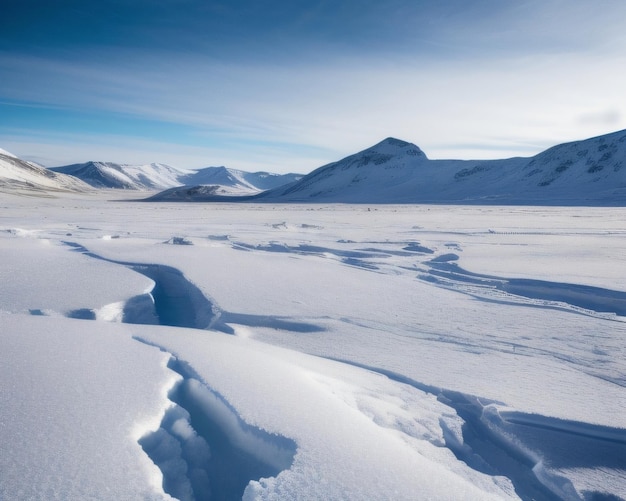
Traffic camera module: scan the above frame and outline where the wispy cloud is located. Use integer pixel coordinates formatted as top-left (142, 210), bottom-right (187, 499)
top-left (2, 1), bottom-right (626, 171)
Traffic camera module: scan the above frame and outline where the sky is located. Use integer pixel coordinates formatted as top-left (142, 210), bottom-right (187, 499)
top-left (1, 0), bottom-right (626, 173)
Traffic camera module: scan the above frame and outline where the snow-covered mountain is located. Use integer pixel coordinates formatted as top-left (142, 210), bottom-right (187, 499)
top-left (49, 161), bottom-right (195, 190)
top-left (144, 166), bottom-right (303, 200)
top-left (182, 166), bottom-right (302, 191)
top-left (49, 161), bottom-right (302, 194)
top-left (256, 131), bottom-right (626, 205)
top-left (0, 151), bottom-right (91, 194)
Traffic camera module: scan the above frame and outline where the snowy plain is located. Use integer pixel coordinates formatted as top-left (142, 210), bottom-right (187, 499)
top-left (1, 191), bottom-right (625, 500)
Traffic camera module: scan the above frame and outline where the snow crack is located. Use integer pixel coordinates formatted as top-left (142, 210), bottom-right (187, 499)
top-left (135, 339), bottom-right (297, 501)
top-left (322, 359), bottom-right (624, 501)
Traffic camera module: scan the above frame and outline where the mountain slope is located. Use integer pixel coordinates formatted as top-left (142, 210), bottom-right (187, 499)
top-left (237, 170), bottom-right (302, 190)
top-left (147, 167), bottom-right (303, 200)
top-left (49, 161), bottom-right (194, 190)
top-left (181, 166), bottom-right (258, 192)
top-left (255, 131), bottom-right (626, 205)
top-left (185, 166), bottom-right (302, 192)
top-left (0, 152), bottom-right (91, 194)
top-left (50, 162), bottom-right (303, 193)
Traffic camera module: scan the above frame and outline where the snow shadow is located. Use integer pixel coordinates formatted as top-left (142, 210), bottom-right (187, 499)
top-left (219, 312), bottom-right (325, 333)
top-left (129, 264), bottom-right (220, 330)
top-left (231, 241), bottom-right (403, 271)
top-left (323, 359), bottom-right (624, 501)
top-left (60, 241), bottom-right (327, 335)
top-left (232, 241), bottom-right (382, 259)
top-left (137, 346), bottom-right (297, 501)
top-left (493, 410), bottom-right (626, 470)
top-left (422, 258), bottom-right (626, 317)
top-left (62, 241), bottom-right (225, 330)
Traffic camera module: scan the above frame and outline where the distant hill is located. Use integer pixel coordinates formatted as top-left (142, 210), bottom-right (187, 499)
top-left (180, 166), bottom-right (302, 194)
top-left (49, 162), bottom-right (302, 194)
top-left (49, 161), bottom-right (194, 190)
top-left (0, 151), bottom-right (91, 194)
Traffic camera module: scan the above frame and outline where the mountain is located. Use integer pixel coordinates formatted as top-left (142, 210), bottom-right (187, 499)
top-left (49, 161), bottom-right (194, 190)
top-left (181, 166), bottom-right (302, 194)
top-left (0, 151), bottom-right (91, 194)
top-left (253, 131), bottom-right (626, 205)
top-left (144, 166), bottom-right (303, 200)
top-left (49, 162), bottom-right (303, 194)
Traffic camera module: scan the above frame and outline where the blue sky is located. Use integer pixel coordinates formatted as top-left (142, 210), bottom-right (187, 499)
top-left (1, 0), bottom-right (626, 173)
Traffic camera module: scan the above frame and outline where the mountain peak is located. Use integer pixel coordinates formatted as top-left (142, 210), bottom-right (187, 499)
top-left (378, 137), bottom-right (412, 147)
top-left (367, 138), bottom-right (427, 160)
top-left (257, 128), bottom-right (626, 204)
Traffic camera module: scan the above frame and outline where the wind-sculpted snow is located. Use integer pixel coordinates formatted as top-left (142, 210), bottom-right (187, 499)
top-left (61, 240), bottom-right (223, 330)
top-left (2, 196), bottom-right (625, 500)
top-left (135, 341), bottom-right (297, 501)
top-left (422, 258), bottom-right (626, 319)
top-left (323, 360), bottom-right (617, 501)
top-left (60, 240), bottom-right (327, 334)
top-left (231, 239), bottom-right (435, 271)
top-left (0, 313), bottom-right (176, 501)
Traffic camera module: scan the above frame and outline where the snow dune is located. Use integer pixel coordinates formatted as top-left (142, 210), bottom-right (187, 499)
top-left (1, 194), bottom-right (625, 500)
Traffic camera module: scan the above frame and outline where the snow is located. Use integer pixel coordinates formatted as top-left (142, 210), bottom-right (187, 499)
top-left (49, 161), bottom-right (197, 190)
top-left (0, 313), bottom-right (175, 501)
top-left (0, 191), bottom-right (625, 500)
top-left (188, 130), bottom-right (626, 205)
top-left (0, 147), bottom-right (17, 158)
top-left (49, 162), bottom-right (302, 193)
top-left (0, 152), bottom-right (91, 194)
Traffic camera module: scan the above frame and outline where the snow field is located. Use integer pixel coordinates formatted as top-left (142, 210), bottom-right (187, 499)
top-left (0, 313), bottom-right (175, 501)
top-left (1, 193), bottom-right (625, 500)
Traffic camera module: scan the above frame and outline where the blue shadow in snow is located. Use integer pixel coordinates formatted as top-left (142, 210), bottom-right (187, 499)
top-left (425, 259), bottom-right (626, 317)
top-left (136, 348), bottom-right (297, 501)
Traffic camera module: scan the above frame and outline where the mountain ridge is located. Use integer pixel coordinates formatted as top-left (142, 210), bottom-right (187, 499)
top-left (48, 162), bottom-right (302, 193)
top-left (49, 161), bottom-right (195, 190)
top-left (0, 152), bottom-right (92, 194)
top-left (147, 129), bottom-right (626, 205)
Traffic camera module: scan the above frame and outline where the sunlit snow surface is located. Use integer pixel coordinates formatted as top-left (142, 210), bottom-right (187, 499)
top-left (0, 191), bottom-right (625, 500)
